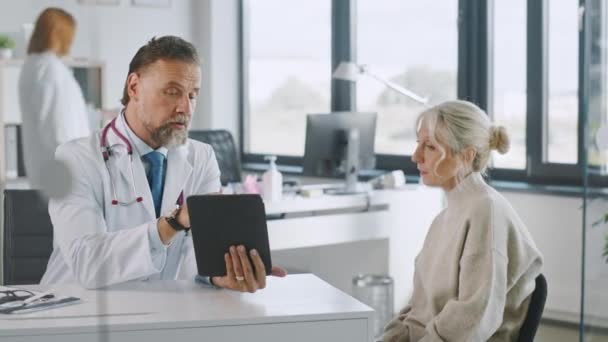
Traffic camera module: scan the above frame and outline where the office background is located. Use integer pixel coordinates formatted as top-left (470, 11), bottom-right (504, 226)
top-left (0, 0), bottom-right (606, 341)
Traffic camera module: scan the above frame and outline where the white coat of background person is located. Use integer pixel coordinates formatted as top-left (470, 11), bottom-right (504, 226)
top-left (18, 8), bottom-right (96, 192)
top-left (41, 36), bottom-right (286, 291)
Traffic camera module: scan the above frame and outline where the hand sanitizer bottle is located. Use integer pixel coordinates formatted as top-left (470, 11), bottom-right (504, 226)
top-left (262, 155), bottom-right (282, 202)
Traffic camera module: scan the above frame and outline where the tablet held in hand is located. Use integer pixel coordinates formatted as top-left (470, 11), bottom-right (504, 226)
top-left (187, 194), bottom-right (273, 277)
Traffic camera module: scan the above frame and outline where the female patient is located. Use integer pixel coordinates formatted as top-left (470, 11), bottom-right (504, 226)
top-left (381, 100), bottom-right (543, 342)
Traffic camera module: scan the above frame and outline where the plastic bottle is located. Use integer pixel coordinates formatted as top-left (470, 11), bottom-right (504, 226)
top-left (262, 155), bottom-right (282, 202)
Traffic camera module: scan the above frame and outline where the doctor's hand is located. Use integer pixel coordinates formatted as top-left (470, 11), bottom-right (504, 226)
top-left (211, 245), bottom-right (287, 293)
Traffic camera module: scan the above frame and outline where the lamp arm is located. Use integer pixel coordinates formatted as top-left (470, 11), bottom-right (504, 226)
top-left (364, 71), bottom-right (428, 104)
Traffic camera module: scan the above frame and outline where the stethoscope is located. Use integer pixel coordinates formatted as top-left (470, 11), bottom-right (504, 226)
top-left (100, 117), bottom-right (184, 208)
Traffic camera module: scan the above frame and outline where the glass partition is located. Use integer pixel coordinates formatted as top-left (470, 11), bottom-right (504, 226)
top-left (582, 1), bottom-right (608, 340)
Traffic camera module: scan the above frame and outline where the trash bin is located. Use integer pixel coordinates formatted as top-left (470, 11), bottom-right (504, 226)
top-left (352, 274), bottom-right (394, 338)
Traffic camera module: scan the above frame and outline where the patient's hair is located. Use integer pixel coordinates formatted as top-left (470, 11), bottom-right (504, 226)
top-left (121, 36), bottom-right (199, 106)
top-left (27, 7), bottom-right (76, 56)
top-left (416, 100), bottom-right (510, 177)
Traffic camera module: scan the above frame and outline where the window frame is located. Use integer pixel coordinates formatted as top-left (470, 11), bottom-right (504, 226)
top-left (522, 0), bottom-right (585, 185)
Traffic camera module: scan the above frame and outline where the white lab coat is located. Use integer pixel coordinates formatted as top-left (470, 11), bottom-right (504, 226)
top-left (40, 116), bottom-right (221, 289)
top-left (18, 52), bottom-right (92, 190)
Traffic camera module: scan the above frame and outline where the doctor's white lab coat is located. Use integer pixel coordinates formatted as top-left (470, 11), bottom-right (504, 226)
top-left (40, 116), bottom-right (221, 289)
top-left (18, 52), bottom-right (91, 190)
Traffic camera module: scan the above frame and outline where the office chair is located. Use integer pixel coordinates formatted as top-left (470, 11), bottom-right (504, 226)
top-left (517, 273), bottom-right (548, 342)
top-left (3, 189), bottom-right (53, 285)
top-left (189, 130), bottom-right (242, 186)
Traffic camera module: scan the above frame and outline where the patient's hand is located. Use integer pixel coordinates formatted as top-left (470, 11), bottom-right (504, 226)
top-left (212, 245), bottom-right (286, 292)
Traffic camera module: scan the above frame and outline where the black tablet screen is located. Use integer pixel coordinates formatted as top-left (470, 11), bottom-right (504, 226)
top-left (187, 194), bottom-right (272, 277)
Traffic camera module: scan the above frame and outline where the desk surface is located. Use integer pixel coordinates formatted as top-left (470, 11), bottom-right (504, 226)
top-left (0, 274), bottom-right (373, 337)
top-left (264, 185), bottom-right (421, 215)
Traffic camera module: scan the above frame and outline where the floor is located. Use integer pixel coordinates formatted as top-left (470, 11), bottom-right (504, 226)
top-left (537, 320), bottom-right (608, 341)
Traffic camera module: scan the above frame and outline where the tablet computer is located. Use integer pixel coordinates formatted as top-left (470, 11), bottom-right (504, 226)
top-left (187, 194), bottom-right (272, 277)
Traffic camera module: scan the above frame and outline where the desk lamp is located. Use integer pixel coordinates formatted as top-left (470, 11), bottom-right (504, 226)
top-left (332, 61), bottom-right (428, 105)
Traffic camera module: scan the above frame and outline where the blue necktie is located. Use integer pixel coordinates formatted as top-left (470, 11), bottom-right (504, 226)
top-left (142, 151), bottom-right (166, 217)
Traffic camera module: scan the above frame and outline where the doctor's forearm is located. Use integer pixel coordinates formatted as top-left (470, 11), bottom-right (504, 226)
top-left (62, 227), bottom-right (161, 289)
top-left (157, 218), bottom-right (177, 245)
top-left (157, 206), bottom-right (190, 244)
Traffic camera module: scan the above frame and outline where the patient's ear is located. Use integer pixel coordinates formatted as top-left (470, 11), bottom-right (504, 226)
top-left (462, 147), bottom-right (476, 165)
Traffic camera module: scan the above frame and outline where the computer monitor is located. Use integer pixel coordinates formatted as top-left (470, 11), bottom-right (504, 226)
top-left (303, 112), bottom-right (377, 180)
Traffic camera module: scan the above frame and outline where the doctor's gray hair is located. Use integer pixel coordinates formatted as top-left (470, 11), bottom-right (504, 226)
top-left (121, 36), bottom-right (199, 106)
top-left (416, 100), bottom-right (510, 176)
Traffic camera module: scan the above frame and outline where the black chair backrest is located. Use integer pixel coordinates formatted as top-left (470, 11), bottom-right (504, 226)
top-left (3, 189), bottom-right (53, 285)
top-left (517, 273), bottom-right (548, 342)
top-left (189, 130), bottom-right (242, 186)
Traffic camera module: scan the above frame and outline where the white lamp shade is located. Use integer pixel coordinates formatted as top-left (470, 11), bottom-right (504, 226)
top-left (332, 62), bottom-right (361, 82)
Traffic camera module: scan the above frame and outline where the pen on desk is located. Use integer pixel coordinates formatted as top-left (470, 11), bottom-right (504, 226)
top-left (23, 291), bottom-right (55, 304)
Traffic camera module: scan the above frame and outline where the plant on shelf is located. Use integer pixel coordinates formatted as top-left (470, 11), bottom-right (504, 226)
top-left (0, 34), bottom-right (16, 59)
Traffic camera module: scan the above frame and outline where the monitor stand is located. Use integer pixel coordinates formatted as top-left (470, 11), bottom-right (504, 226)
top-left (326, 129), bottom-right (371, 195)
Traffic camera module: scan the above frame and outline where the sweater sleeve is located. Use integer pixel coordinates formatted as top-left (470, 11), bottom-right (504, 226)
top-left (420, 250), bottom-right (508, 342)
top-left (380, 305), bottom-right (413, 342)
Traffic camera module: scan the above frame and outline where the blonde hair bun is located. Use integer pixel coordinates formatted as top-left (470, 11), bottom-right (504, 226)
top-left (489, 125), bottom-right (510, 154)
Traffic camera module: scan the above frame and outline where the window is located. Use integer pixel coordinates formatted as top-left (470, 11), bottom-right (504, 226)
top-left (491, 0), bottom-right (526, 169)
top-left (240, 1), bottom-right (602, 186)
top-left (356, 0), bottom-right (458, 156)
top-left (547, 0), bottom-right (579, 164)
top-left (244, 0), bottom-right (331, 157)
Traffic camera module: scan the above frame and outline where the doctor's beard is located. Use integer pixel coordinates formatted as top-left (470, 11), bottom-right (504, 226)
top-left (152, 114), bottom-right (190, 148)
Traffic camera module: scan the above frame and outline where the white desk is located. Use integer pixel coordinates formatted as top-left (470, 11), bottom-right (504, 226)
top-left (265, 190), bottom-right (391, 250)
top-left (0, 274), bottom-right (373, 342)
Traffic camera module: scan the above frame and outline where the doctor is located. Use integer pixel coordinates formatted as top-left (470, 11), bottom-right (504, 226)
top-left (18, 8), bottom-right (91, 191)
top-left (41, 36), bottom-right (286, 291)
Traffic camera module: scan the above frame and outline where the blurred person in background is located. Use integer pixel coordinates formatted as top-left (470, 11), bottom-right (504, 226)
top-left (18, 7), bottom-right (113, 191)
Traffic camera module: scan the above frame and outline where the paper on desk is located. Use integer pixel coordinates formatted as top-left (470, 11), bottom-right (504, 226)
top-left (0, 296), bottom-right (81, 314)
top-left (0, 286), bottom-right (81, 314)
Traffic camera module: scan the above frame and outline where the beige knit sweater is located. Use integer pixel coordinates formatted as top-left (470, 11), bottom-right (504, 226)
top-left (381, 173), bottom-right (543, 342)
